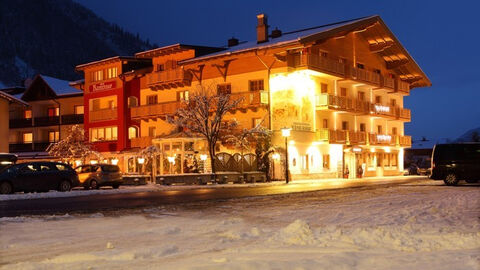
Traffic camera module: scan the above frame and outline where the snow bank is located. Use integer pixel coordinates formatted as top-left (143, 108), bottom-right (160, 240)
top-left (0, 180), bottom-right (478, 270)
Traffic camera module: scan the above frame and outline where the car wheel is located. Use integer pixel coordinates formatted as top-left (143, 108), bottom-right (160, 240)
top-left (444, 173), bottom-right (459, 186)
top-left (58, 180), bottom-right (72, 192)
top-left (90, 180), bottom-right (99, 190)
top-left (0, 182), bottom-right (13, 194)
top-left (112, 184), bottom-right (120, 189)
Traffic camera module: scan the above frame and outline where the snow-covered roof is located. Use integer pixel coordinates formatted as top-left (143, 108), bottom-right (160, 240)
top-left (181, 16), bottom-right (377, 64)
top-left (0, 90), bottom-right (28, 106)
top-left (40, 75), bottom-right (82, 96)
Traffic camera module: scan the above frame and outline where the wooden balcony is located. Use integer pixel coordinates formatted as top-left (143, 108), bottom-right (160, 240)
top-left (369, 103), bottom-right (396, 118)
top-left (147, 69), bottom-right (193, 90)
top-left (396, 80), bottom-right (410, 95)
top-left (289, 54), bottom-right (346, 76)
top-left (349, 67), bottom-right (381, 86)
top-left (397, 135), bottom-right (412, 147)
top-left (130, 136), bottom-right (153, 148)
top-left (89, 108), bottom-right (117, 122)
top-left (396, 108), bottom-right (411, 121)
top-left (368, 133), bottom-right (396, 146)
top-left (9, 141), bottom-right (51, 152)
top-left (347, 131), bottom-right (367, 145)
top-left (316, 129), bottom-right (346, 143)
top-left (316, 94), bottom-right (369, 114)
top-left (230, 91), bottom-right (268, 108)
top-left (382, 76), bottom-right (395, 90)
top-left (34, 116), bottom-right (60, 127)
top-left (61, 114), bottom-right (84, 125)
top-left (9, 118), bottom-right (32, 128)
top-left (131, 101), bottom-right (181, 119)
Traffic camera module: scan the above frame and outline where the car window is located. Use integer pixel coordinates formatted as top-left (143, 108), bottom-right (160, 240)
top-left (20, 164), bottom-right (38, 173)
top-left (101, 165), bottom-right (119, 173)
top-left (56, 164), bottom-right (69, 171)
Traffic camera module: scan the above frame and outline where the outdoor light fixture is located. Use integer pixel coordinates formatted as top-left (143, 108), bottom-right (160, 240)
top-left (281, 127), bottom-right (291, 184)
top-left (75, 160), bottom-right (81, 166)
top-left (137, 157), bottom-right (145, 164)
top-left (167, 156), bottom-right (176, 163)
top-left (90, 160), bottom-right (98, 165)
top-left (384, 147), bottom-right (391, 153)
top-left (353, 147), bottom-right (362, 153)
top-left (272, 153), bottom-right (280, 160)
top-left (199, 154), bottom-right (207, 161)
top-left (111, 158), bottom-right (119, 165)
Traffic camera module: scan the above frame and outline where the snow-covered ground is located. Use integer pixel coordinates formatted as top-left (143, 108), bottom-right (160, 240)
top-left (1, 180), bottom-right (479, 270)
top-left (0, 176), bottom-right (424, 201)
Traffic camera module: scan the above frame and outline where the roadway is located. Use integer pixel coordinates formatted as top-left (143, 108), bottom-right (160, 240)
top-left (0, 176), bottom-right (428, 217)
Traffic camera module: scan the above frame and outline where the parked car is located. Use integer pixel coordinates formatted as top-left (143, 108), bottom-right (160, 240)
top-left (75, 164), bottom-right (123, 189)
top-left (0, 162), bottom-right (79, 194)
top-left (408, 160), bottom-right (431, 176)
top-left (430, 143), bottom-right (480, 185)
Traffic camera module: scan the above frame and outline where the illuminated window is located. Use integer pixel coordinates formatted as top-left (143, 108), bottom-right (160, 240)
top-left (48, 131), bottom-right (59, 142)
top-left (23, 132), bottom-right (33, 143)
top-left (176, 91), bottom-right (189, 101)
top-left (321, 83), bottom-right (328, 94)
top-left (106, 67), bottom-right (118, 79)
top-left (74, 105), bottom-right (84, 115)
top-left (217, 84), bottom-right (231, 95)
top-left (249, 80), bottom-right (264, 91)
top-left (147, 95), bottom-right (158, 105)
top-left (24, 110), bottom-right (32, 119)
top-left (90, 127), bottom-right (118, 142)
top-left (47, 107), bottom-right (59, 117)
top-left (128, 126), bottom-right (138, 139)
top-left (93, 70), bottom-right (104, 82)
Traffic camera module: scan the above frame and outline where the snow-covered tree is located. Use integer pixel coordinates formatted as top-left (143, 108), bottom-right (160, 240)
top-left (47, 125), bottom-right (101, 164)
top-left (223, 117), bottom-right (270, 174)
top-left (168, 85), bottom-right (242, 174)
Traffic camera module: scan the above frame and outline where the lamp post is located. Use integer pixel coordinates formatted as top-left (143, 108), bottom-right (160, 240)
top-left (137, 157), bottom-right (145, 174)
top-left (281, 127), bottom-right (291, 184)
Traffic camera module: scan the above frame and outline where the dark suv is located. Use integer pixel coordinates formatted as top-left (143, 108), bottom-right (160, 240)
top-left (430, 143), bottom-right (480, 185)
top-left (0, 162), bottom-right (79, 194)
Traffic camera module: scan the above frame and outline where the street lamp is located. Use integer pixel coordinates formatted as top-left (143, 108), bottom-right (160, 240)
top-left (281, 127), bottom-right (291, 184)
top-left (137, 157), bottom-right (145, 174)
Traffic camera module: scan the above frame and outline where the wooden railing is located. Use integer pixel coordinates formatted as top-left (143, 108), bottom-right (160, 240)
top-left (130, 136), bottom-right (153, 148)
top-left (382, 76), bottom-right (395, 90)
top-left (61, 114), bottom-right (84, 125)
top-left (34, 116), bottom-right (60, 127)
top-left (291, 54), bottom-right (346, 76)
top-left (396, 108), bottom-right (411, 120)
top-left (316, 129), bottom-right (346, 143)
top-left (349, 67), bottom-right (381, 86)
top-left (316, 94), bottom-right (369, 113)
top-left (317, 129), bottom-right (412, 147)
top-left (397, 135), bottom-right (412, 147)
top-left (370, 103), bottom-right (396, 118)
top-left (230, 91), bottom-right (266, 107)
top-left (396, 80), bottom-right (410, 94)
top-left (147, 69), bottom-right (193, 88)
top-left (347, 131), bottom-right (367, 144)
top-left (131, 101), bottom-right (181, 119)
top-left (89, 108), bottom-right (117, 122)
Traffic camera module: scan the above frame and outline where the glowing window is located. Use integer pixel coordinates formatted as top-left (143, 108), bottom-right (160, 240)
top-left (128, 126), bottom-right (138, 139)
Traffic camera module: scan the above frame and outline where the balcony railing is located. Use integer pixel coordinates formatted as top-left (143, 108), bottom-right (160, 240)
top-left (10, 118), bottom-right (32, 128)
top-left (316, 130), bottom-right (411, 147)
top-left (370, 103), bottom-right (396, 118)
top-left (347, 131), bottom-right (367, 144)
top-left (61, 114), bottom-right (84, 125)
top-left (316, 129), bottom-right (346, 144)
top-left (147, 69), bottom-right (193, 89)
top-left (9, 141), bottom-right (52, 152)
top-left (316, 94), bottom-right (369, 114)
top-left (89, 108), bottom-right (117, 122)
top-left (397, 135), bottom-right (412, 147)
top-left (396, 108), bottom-right (411, 120)
top-left (230, 91), bottom-right (268, 107)
top-left (396, 80), bottom-right (410, 94)
top-left (349, 67), bottom-right (381, 86)
top-left (368, 133), bottom-right (396, 146)
top-left (289, 54), bottom-right (346, 76)
top-left (130, 136), bottom-right (153, 148)
top-left (34, 116), bottom-right (60, 127)
top-left (131, 101), bottom-right (181, 119)
top-left (382, 76), bottom-right (395, 90)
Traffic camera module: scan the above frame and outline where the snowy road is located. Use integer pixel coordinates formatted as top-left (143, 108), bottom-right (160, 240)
top-left (2, 176), bottom-right (425, 217)
top-left (1, 179), bottom-right (479, 269)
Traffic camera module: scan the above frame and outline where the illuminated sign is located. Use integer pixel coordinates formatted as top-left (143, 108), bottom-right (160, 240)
top-left (376, 134), bottom-right (392, 142)
top-left (374, 105), bottom-right (390, 113)
top-left (89, 81), bottom-right (116, 92)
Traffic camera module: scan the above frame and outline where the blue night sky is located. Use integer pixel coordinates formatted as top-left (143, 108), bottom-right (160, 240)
top-left (76, 0), bottom-right (480, 142)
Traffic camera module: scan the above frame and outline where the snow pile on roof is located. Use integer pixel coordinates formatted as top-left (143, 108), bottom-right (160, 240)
top-left (40, 75), bottom-right (82, 96)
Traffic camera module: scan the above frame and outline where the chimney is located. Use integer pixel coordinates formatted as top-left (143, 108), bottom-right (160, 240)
top-left (228, 37), bottom-right (239, 47)
top-left (271, 28), bottom-right (282, 38)
top-left (256, 14), bottom-right (269, 43)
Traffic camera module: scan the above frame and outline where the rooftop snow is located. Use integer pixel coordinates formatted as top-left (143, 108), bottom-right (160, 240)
top-left (40, 75), bottom-right (82, 96)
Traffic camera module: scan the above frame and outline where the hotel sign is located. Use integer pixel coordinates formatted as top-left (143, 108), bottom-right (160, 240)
top-left (376, 134), bottom-right (392, 142)
top-left (89, 81), bottom-right (116, 92)
top-left (374, 104), bottom-right (390, 113)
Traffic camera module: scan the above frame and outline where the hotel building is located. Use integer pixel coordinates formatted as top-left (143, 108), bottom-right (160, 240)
top-left (76, 15), bottom-right (430, 179)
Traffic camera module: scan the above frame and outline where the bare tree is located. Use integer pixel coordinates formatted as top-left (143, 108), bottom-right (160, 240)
top-left (47, 125), bottom-right (102, 164)
top-left (168, 85), bottom-right (242, 174)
